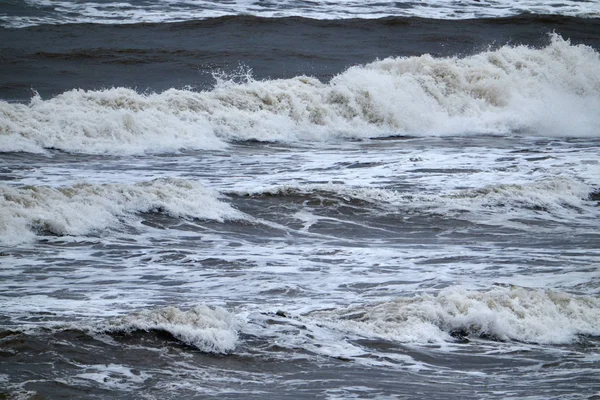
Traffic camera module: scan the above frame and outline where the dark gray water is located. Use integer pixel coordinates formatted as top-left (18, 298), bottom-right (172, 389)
top-left (1, 15), bottom-right (600, 101)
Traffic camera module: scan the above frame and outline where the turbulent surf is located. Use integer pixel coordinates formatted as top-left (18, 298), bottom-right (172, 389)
top-left (1, 1), bottom-right (599, 399)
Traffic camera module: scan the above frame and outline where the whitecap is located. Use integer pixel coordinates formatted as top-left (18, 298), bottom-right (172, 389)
top-left (2, 35), bottom-right (599, 154)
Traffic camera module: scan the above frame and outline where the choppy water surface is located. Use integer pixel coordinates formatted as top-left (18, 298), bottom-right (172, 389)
top-left (2, 134), bottom-right (600, 398)
top-left (1, 3), bottom-right (600, 398)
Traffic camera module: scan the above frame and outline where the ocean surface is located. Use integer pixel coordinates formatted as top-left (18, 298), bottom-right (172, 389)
top-left (1, 1), bottom-right (600, 399)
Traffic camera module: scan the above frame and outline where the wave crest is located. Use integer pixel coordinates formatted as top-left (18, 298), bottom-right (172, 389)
top-left (312, 286), bottom-right (600, 344)
top-left (0, 178), bottom-right (240, 245)
top-left (1, 34), bottom-right (599, 155)
top-left (234, 176), bottom-right (596, 218)
top-left (105, 305), bottom-right (242, 353)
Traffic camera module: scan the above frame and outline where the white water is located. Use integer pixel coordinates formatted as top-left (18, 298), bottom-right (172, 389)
top-left (2, 173), bottom-right (597, 246)
top-left (1, 35), bottom-right (599, 155)
top-left (310, 286), bottom-right (600, 345)
top-left (0, 178), bottom-right (241, 245)
top-left (2, 0), bottom-right (600, 28)
top-left (1, 132), bottom-right (599, 398)
top-left (105, 305), bottom-right (242, 353)
top-left (2, 2), bottom-right (600, 399)
top-left (234, 176), bottom-right (596, 220)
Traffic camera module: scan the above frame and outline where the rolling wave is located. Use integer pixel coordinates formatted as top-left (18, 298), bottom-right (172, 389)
top-left (0, 178), bottom-right (241, 245)
top-left (1, 34), bottom-right (599, 155)
top-left (232, 176), bottom-right (598, 223)
top-left (310, 285), bottom-right (600, 344)
top-left (1, 175), bottom-right (596, 245)
top-left (105, 305), bottom-right (242, 354)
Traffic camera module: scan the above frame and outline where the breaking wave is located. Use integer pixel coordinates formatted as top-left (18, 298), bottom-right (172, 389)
top-left (1, 34), bottom-right (599, 155)
top-left (0, 178), bottom-right (241, 245)
top-left (105, 305), bottom-right (242, 353)
top-left (311, 285), bottom-right (600, 345)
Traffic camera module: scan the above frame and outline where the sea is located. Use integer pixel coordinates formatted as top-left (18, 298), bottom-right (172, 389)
top-left (1, 1), bottom-right (600, 399)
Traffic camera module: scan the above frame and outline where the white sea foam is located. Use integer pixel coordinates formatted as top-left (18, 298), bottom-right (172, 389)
top-left (63, 363), bottom-right (152, 391)
top-left (0, 178), bottom-right (241, 245)
top-left (105, 305), bottom-right (242, 353)
top-left (311, 285), bottom-right (600, 344)
top-left (0, 89), bottom-right (228, 154)
top-left (1, 35), bottom-right (599, 154)
top-left (2, 0), bottom-right (599, 28)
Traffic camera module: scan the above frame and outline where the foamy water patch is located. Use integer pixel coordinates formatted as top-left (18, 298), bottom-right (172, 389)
top-left (311, 286), bottom-right (600, 345)
top-left (2, 35), bottom-right (599, 154)
top-left (61, 363), bottom-right (152, 391)
top-left (0, 178), bottom-right (241, 245)
top-left (105, 305), bottom-right (242, 353)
